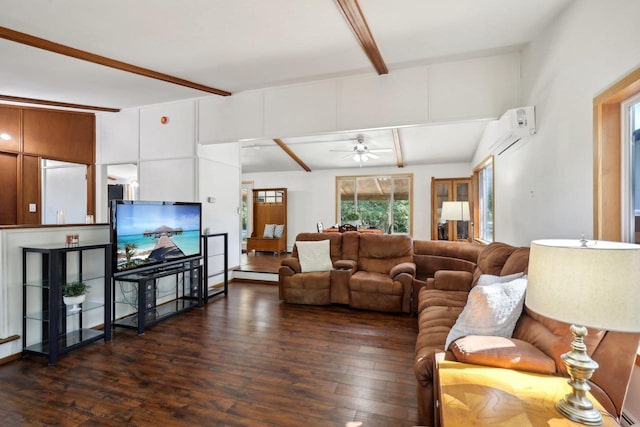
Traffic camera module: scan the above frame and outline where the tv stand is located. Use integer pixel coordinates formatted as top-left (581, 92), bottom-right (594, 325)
top-left (112, 258), bottom-right (203, 334)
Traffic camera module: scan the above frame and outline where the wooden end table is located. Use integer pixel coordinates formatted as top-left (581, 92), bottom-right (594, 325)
top-left (437, 361), bottom-right (619, 426)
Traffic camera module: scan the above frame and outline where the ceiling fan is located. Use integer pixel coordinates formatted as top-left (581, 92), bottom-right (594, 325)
top-left (330, 136), bottom-right (392, 162)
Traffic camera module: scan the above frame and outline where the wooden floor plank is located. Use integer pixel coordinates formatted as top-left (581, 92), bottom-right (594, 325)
top-left (0, 282), bottom-right (419, 426)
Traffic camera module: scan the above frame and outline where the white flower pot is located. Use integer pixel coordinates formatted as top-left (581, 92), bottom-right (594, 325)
top-left (63, 294), bottom-right (86, 313)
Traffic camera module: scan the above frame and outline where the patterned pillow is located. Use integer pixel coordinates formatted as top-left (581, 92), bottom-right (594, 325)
top-left (445, 276), bottom-right (528, 350)
top-left (263, 224), bottom-right (276, 238)
top-left (273, 224), bottom-right (285, 238)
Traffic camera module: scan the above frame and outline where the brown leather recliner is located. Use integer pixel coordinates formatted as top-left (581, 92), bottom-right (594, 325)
top-left (278, 232), bottom-right (353, 305)
top-left (413, 241), bottom-right (640, 427)
top-left (349, 233), bottom-right (416, 313)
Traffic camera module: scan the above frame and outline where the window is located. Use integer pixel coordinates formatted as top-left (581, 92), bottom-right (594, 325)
top-left (594, 66), bottom-right (640, 240)
top-left (473, 156), bottom-right (494, 242)
top-left (336, 174), bottom-right (412, 234)
top-left (622, 95), bottom-right (640, 243)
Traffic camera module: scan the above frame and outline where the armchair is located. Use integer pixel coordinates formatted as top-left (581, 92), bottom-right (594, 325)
top-left (349, 234), bottom-right (415, 313)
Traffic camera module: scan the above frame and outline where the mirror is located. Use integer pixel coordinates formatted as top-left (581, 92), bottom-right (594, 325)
top-left (107, 163), bottom-right (139, 202)
top-left (41, 159), bottom-right (87, 224)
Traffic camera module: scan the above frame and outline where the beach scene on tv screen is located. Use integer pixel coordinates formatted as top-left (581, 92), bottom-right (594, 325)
top-left (116, 203), bottom-right (200, 270)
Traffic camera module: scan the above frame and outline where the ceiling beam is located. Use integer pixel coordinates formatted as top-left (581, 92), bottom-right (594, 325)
top-left (0, 94), bottom-right (119, 112)
top-left (273, 139), bottom-right (312, 172)
top-left (335, 0), bottom-right (388, 75)
top-left (0, 26), bottom-right (231, 97)
top-left (392, 128), bottom-right (404, 168)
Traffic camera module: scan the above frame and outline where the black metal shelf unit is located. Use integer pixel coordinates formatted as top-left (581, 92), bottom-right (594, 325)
top-left (202, 233), bottom-right (228, 303)
top-left (112, 257), bottom-right (203, 335)
top-left (22, 243), bottom-right (112, 365)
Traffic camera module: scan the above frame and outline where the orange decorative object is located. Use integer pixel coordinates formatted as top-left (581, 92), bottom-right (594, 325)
top-left (160, 116), bottom-right (169, 124)
top-left (323, 228), bottom-right (382, 234)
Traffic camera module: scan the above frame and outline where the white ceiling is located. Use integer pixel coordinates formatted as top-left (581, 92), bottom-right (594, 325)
top-left (0, 0), bottom-right (572, 172)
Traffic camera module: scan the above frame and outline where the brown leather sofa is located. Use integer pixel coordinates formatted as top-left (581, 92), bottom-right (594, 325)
top-left (279, 232), bottom-right (416, 313)
top-left (278, 232), bottom-right (356, 305)
top-left (414, 241), bottom-right (640, 427)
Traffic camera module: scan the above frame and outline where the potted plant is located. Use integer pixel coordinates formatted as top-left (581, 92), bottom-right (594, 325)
top-left (344, 212), bottom-right (361, 227)
top-left (62, 281), bottom-right (89, 313)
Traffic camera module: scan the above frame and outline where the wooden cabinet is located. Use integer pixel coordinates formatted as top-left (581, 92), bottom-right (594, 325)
top-left (431, 177), bottom-right (471, 241)
top-left (247, 188), bottom-right (287, 254)
top-left (0, 104), bottom-right (96, 225)
top-left (23, 108), bottom-right (95, 164)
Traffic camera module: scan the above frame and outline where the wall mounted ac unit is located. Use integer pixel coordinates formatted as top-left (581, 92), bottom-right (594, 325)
top-left (489, 106), bottom-right (536, 155)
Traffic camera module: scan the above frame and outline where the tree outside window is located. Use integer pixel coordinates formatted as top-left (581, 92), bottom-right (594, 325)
top-left (474, 156), bottom-right (494, 242)
top-left (337, 174), bottom-right (412, 234)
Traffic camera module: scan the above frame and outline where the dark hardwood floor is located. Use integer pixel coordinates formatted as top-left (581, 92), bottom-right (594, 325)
top-left (239, 250), bottom-right (290, 273)
top-left (0, 282), bottom-right (420, 426)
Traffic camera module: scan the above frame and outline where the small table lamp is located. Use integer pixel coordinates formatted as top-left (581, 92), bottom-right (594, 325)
top-left (440, 201), bottom-right (471, 241)
top-left (526, 239), bottom-right (640, 425)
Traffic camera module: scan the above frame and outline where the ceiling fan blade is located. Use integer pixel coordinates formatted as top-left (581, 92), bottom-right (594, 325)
top-left (369, 148), bottom-right (392, 153)
top-left (367, 152), bottom-right (379, 159)
top-left (330, 149), bottom-right (356, 153)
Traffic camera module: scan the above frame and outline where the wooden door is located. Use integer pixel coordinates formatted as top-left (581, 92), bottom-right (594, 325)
top-left (431, 177), bottom-right (471, 241)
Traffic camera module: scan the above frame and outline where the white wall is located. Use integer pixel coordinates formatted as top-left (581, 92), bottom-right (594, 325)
top-left (97, 97), bottom-right (242, 271)
top-left (470, 0), bottom-right (640, 247)
top-left (243, 162), bottom-right (471, 249)
top-left (198, 142), bottom-right (242, 275)
top-left (200, 52), bottom-right (521, 143)
top-left (471, 0), bottom-right (640, 416)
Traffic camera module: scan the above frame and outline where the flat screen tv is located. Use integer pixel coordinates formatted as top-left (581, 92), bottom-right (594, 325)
top-left (110, 200), bottom-right (202, 275)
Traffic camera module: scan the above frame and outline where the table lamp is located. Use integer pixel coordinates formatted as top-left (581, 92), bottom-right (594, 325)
top-left (526, 239), bottom-right (640, 425)
top-left (440, 201), bottom-right (471, 241)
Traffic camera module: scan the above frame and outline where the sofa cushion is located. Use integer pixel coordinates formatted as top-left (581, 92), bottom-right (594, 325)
top-left (476, 272), bottom-right (524, 287)
top-left (273, 224), bottom-right (285, 238)
top-left (514, 308), bottom-right (606, 375)
top-left (263, 223), bottom-right (276, 238)
top-left (445, 276), bottom-right (528, 350)
top-left (357, 234), bottom-right (413, 274)
top-left (417, 288), bottom-right (468, 314)
top-left (350, 271), bottom-right (403, 295)
top-left (296, 240), bottom-right (332, 272)
top-left (450, 335), bottom-right (557, 374)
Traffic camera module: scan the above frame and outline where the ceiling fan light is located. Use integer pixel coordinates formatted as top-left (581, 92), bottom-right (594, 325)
top-left (353, 153), bottom-right (361, 162)
top-left (361, 154), bottom-right (369, 162)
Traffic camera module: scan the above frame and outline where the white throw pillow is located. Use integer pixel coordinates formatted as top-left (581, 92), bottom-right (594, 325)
top-left (476, 272), bottom-right (524, 287)
top-left (444, 276), bottom-right (528, 350)
top-left (263, 224), bottom-right (276, 238)
top-left (273, 224), bottom-right (285, 238)
top-left (296, 240), bottom-right (333, 272)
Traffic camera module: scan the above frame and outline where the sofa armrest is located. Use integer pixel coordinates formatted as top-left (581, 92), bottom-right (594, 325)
top-left (390, 262), bottom-right (416, 278)
top-left (334, 259), bottom-right (357, 273)
top-left (280, 257), bottom-right (301, 274)
top-left (432, 270), bottom-right (474, 291)
top-left (449, 335), bottom-right (557, 375)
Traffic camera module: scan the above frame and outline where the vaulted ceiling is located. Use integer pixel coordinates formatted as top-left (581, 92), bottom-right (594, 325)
top-left (0, 0), bottom-right (573, 172)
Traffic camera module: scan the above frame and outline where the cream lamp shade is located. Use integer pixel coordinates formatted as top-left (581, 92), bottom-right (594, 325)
top-left (526, 238), bottom-right (640, 424)
top-left (440, 201), bottom-right (470, 222)
top-left (526, 239), bottom-right (640, 333)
